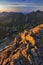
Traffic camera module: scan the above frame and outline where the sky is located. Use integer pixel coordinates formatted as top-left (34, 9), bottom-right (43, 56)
top-left (0, 0), bottom-right (43, 12)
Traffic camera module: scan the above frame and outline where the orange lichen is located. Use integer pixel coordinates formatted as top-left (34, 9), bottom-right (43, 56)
top-left (30, 24), bottom-right (43, 34)
top-left (0, 24), bottom-right (43, 65)
top-left (28, 55), bottom-right (32, 64)
top-left (19, 32), bottom-right (26, 44)
top-left (26, 35), bottom-right (35, 46)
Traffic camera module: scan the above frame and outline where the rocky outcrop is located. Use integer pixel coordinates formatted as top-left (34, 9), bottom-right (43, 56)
top-left (0, 24), bottom-right (43, 65)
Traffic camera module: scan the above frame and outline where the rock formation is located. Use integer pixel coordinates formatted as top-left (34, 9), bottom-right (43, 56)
top-left (0, 24), bottom-right (43, 65)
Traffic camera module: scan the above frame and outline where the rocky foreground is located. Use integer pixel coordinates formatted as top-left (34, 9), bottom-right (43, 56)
top-left (0, 24), bottom-right (43, 65)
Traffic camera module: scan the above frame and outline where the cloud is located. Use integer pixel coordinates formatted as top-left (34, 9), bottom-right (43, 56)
top-left (0, 2), bottom-right (43, 7)
top-left (0, 2), bottom-right (43, 12)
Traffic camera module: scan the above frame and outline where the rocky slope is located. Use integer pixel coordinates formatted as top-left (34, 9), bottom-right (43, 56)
top-left (0, 24), bottom-right (43, 65)
top-left (0, 11), bottom-right (43, 40)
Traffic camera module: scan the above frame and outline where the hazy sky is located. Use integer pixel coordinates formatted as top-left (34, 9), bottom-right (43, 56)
top-left (0, 0), bottom-right (43, 12)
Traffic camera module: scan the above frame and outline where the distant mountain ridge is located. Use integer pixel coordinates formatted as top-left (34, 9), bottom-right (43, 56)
top-left (0, 10), bottom-right (43, 40)
top-left (0, 10), bottom-right (43, 25)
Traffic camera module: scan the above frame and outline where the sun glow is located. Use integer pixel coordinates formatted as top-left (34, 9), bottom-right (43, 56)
top-left (0, 5), bottom-right (17, 12)
top-left (0, 5), bottom-right (6, 12)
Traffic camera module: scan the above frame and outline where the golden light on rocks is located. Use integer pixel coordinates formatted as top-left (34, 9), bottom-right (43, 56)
top-left (0, 24), bottom-right (43, 65)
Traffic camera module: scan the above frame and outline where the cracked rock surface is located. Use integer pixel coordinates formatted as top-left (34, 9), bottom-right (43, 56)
top-left (0, 24), bottom-right (43, 65)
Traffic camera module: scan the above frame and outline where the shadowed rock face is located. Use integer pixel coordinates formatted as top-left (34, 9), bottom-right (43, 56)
top-left (0, 24), bottom-right (43, 65)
